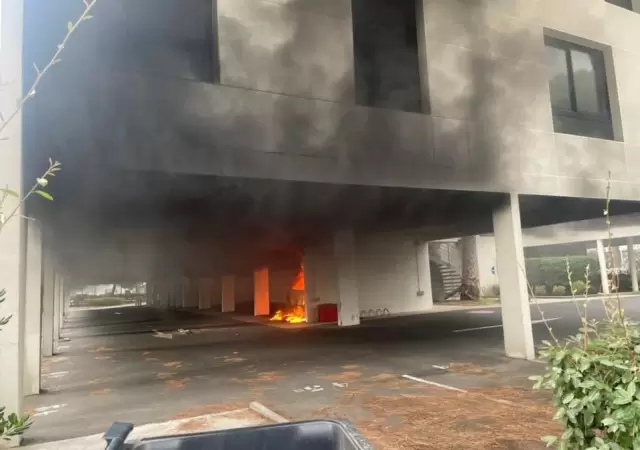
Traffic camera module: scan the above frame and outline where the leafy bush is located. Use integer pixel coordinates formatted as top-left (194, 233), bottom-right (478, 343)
top-left (532, 318), bottom-right (640, 449)
top-left (572, 280), bottom-right (587, 295)
top-left (552, 285), bottom-right (567, 296)
top-left (531, 190), bottom-right (640, 449)
top-left (0, 407), bottom-right (31, 440)
top-left (534, 285), bottom-right (547, 296)
top-left (526, 257), bottom-right (600, 295)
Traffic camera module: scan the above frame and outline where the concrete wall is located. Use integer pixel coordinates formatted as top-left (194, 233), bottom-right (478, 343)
top-left (304, 232), bottom-right (433, 320)
top-left (304, 242), bottom-right (339, 321)
top-left (235, 276), bottom-right (254, 305)
top-left (475, 235), bottom-right (499, 294)
top-left (23, 0), bottom-right (640, 201)
top-left (356, 233), bottom-right (432, 316)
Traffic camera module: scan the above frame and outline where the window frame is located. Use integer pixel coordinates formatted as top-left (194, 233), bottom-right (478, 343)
top-left (544, 36), bottom-right (613, 130)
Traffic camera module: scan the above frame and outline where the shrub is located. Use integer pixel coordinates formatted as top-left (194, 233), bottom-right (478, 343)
top-left (526, 256), bottom-right (600, 295)
top-left (531, 187), bottom-right (640, 449)
top-left (533, 285), bottom-right (547, 296)
top-left (572, 280), bottom-right (587, 295)
top-left (532, 318), bottom-right (640, 449)
top-left (552, 285), bottom-right (567, 296)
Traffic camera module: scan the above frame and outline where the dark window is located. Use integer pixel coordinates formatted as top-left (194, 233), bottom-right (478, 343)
top-left (545, 37), bottom-right (614, 140)
top-left (606, 0), bottom-right (633, 10)
top-left (112, 0), bottom-right (218, 83)
top-left (352, 0), bottom-right (424, 113)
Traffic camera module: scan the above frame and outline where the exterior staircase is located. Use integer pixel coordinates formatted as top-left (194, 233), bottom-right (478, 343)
top-left (428, 241), bottom-right (463, 302)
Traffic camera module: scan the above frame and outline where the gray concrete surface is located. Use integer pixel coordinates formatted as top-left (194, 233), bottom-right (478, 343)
top-left (23, 298), bottom-right (640, 445)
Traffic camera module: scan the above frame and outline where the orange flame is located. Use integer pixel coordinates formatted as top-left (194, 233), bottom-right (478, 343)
top-left (270, 305), bottom-right (306, 324)
top-left (270, 264), bottom-right (306, 324)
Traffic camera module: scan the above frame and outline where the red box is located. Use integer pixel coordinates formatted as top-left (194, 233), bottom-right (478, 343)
top-left (317, 303), bottom-right (338, 323)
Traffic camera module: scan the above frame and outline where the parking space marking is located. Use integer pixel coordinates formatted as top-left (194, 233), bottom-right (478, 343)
top-left (453, 317), bottom-right (561, 333)
top-left (402, 374), bottom-right (466, 393)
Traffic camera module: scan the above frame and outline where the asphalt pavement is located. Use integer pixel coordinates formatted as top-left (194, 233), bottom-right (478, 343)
top-left (23, 297), bottom-right (640, 444)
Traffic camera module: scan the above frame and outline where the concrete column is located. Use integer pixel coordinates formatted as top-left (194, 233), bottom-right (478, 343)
top-left (23, 220), bottom-right (43, 395)
top-left (627, 238), bottom-right (638, 292)
top-left (59, 277), bottom-right (65, 336)
top-left (180, 278), bottom-right (189, 308)
top-left (199, 278), bottom-right (213, 310)
top-left (63, 285), bottom-right (70, 318)
top-left (303, 251), bottom-right (316, 323)
top-left (41, 247), bottom-right (55, 357)
top-left (53, 272), bottom-right (62, 342)
top-left (416, 241), bottom-right (434, 310)
top-left (334, 229), bottom-right (360, 327)
top-left (0, 0), bottom-right (26, 439)
top-left (596, 239), bottom-right (610, 295)
top-left (254, 267), bottom-right (270, 316)
top-left (492, 193), bottom-right (535, 360)
top-left (222, 275), bottom-right (235, 312)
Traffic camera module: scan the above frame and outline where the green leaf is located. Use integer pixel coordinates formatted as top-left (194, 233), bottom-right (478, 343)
top-left (584, 410), bottom-right (594, 427)
top-left (67, 21), bottom-right (73, 32)
top-left (34, 190), bottom-right (53, 201)
top-left (542, 435), bottom-right (557, 447)
top-left (553, 407), bottom-right (567, 421)
top-left (602, 417), bottom-right (616, 426)
top-left (628, 382), bottom-right (637, 398)
top-left (562, 392), bottom-right (576, 404)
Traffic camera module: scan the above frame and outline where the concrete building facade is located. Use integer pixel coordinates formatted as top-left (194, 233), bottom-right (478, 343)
top-left (4, 0), bottom-right (640, 439)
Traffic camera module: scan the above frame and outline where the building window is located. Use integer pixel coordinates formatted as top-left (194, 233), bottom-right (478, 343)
top-left (606, 0), bottom-right (633, 10)
top-left (352, 0), bottom-right (423, 113)
top-left (545, 37), bottom-right (614, 140)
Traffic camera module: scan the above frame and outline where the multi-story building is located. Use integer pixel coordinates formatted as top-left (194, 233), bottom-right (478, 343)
top-left (3, 0), bottom-right (640, 435)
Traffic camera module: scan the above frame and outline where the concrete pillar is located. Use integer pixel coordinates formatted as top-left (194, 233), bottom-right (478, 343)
top-left (41, 248), bottom-right (55, 357)
top-left (222, 275), bottom-right (235, 312)
top-left (180, 278), bottom-right (189, 308)
top-left (199, 278), bottom-right (213, 310)
top-left (303, 251), bottom-right (316, 323)
top-left (334, 229), bottom-right (360, 327)
top-left (23, 220), bottom-right (43, 395)
top-left (254, 267), bottom-right (270, 316)
top-left (416, 241), bottom-right (434, 309)
top-left (596, 239), bottom-right (610, 295)
top-left (53, 272), bottom-right (62, 342)
top-left (0, 0), bottom-right (26, 439)
top-left (492, 193), bottom-right (535, 360)
top-left (628, 238), bottom-right (638, 292)
top-left (63, 285), bottom-right (70, 318)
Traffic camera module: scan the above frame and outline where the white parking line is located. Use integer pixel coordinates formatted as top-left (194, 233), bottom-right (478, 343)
top-left (402, 375), bottom-right (518, 406)
top-left (402, 374), bottom-right (466, 392)
top-left (453, 317), bottom-right (561, 333)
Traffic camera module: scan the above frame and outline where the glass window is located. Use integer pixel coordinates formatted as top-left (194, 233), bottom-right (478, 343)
top-left (544, 37), bottom-right (614, 140)
top-left (571, 50), bottom-right (601, 114)
top-left (606, 0), bottom-right (633, 10)
top-left (546, 46), bottom-right (572, 110)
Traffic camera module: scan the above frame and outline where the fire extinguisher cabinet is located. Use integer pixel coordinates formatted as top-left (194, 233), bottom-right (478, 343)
top-left (317, 303), bottom-right (338, 323)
